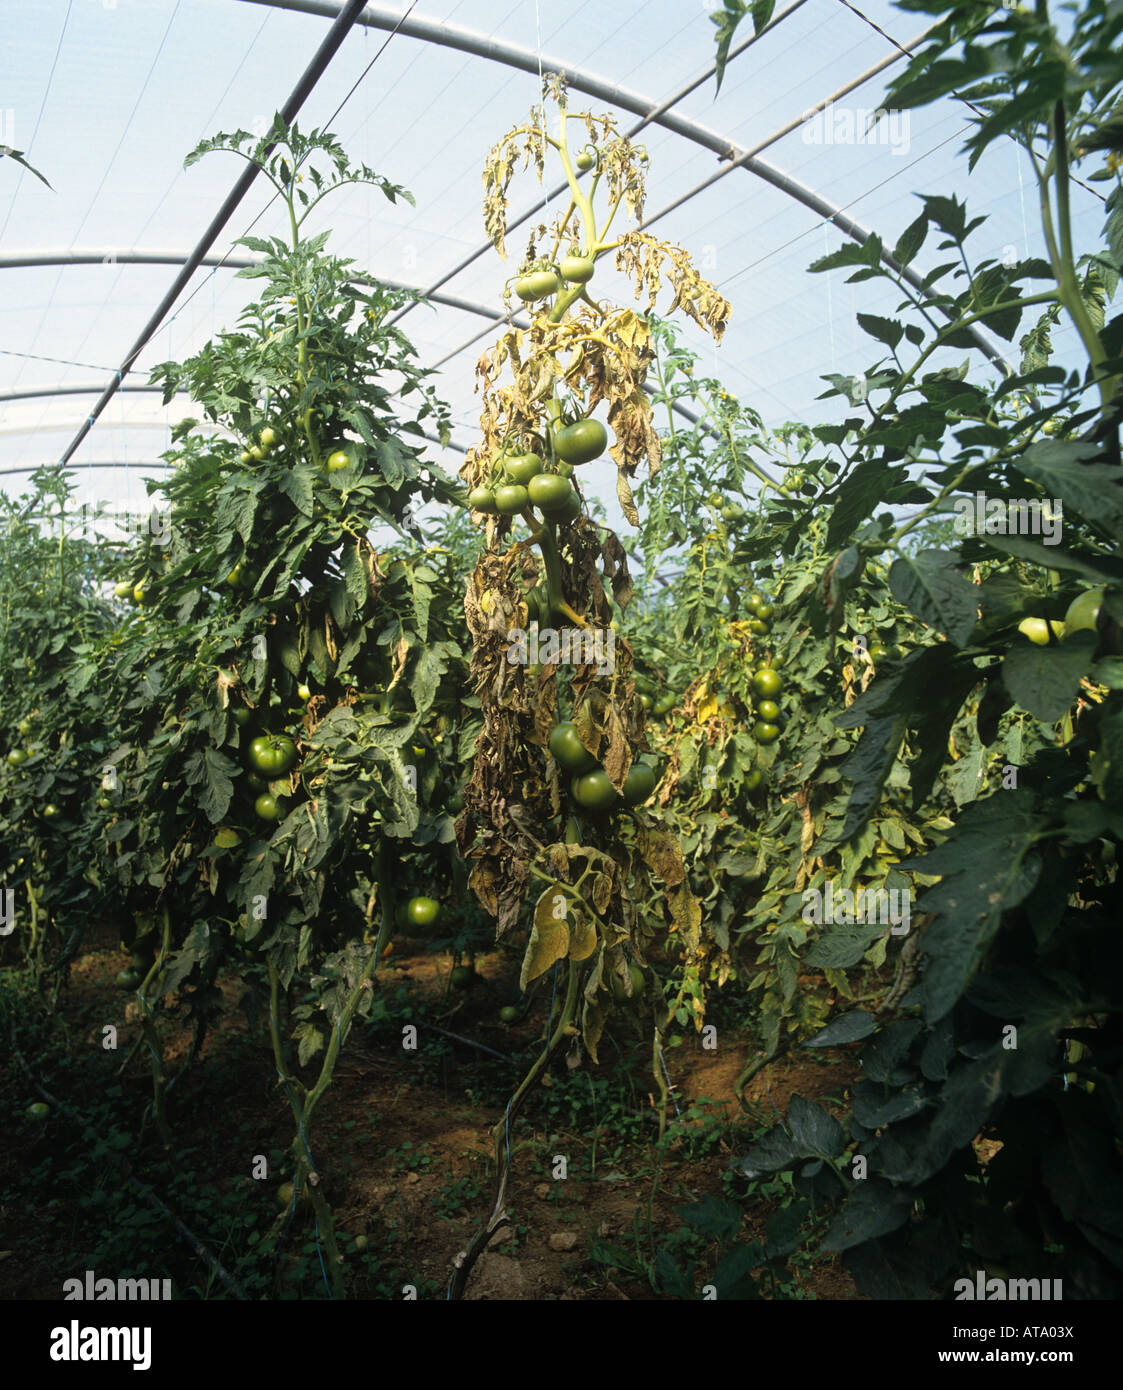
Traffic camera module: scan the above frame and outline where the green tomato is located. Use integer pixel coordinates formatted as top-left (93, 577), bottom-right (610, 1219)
top-left (653, 693), bottom-right (676, 717)
top-left (232, 706), bottom-right (253, 727)
top-left (406, 896), bottom-right (442, 929)
top-left (528, 473), bottom-right (577, 515)
top-left (744, 768), bottom-right (766, 794)
top-left (756, 700), bottom-right (781, 723)
top-left (249, 445), bottom-right (266, 462)
top-left (327, 449), bottom-right (351, 472)
top-left (132, 582), bottom-right (149, 604)
top-left (751, 668), bottom-right (783, 699)
top-left (549, 722), bottom-right (597, 774)
top-left (547, 490), bottom-right (582, 524)
top-left (296, 683), bottom-right (312, 701)
top-left (576, 148), bottom-right (595, 172)
top-left (7, 749), bottom-right (28, 767)
top-left (1018, 617), bottom-right (1063, 645)
top-left (504, 452), bottom-right (542, 485)
top-left (748, 618), bottom-right (771, 636)
top-left (515, 269), bottom-right (560, 302)
top-left (113, 581), bottom-right (134, 600)
top-left (26, 1102), bottom-right (50, 1121)
top-left (450, 964), bottom-right (475, 990)
top-left (259, 426), bottom-right (277, 450)
top-left (468, 486), bottom-right (498, 514)
top-left (747, 592), bottom-right (763, 612)
top-left (561, 254), bottom-right (595, 284)
top-left (239, 450), bottom-right (253, 464)
top-left (639, 693), bottom-right (652, 711)
top-left (116, 968), bottom-right (143, 990)
top-left (354, 1234), bottom-right (369, 1252)
top-left (552, 418), bottom-right (607, 465)
top-left (226, 562), bottom-right (249, 588)
top-left (42, 803), bottom-right (60, 818)
top-left (621, 763), bottom-right (657, 806)
top-left (248, 734), bottom-right (298, 778)
top-left (1063, 587), bottom-right (1104, 635)
top-left (499, 1005), bottom-right (520, 1024)
top-left (754, 602), bottom-right (774, 622)
top-left (571, 769), bottom-right (619, 811)
top-left (493, 484), bottom-right (529, 516)
top-left (254, 793), bottom-right (284, 822)
top-left (753, 721), bottom-right (781, 745)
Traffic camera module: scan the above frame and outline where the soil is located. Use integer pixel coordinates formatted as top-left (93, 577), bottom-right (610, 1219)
top-left (0, 923), bottom-right (861, 1301)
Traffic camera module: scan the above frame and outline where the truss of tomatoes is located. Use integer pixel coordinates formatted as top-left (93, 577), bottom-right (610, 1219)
top-left (548, 721), bottom-right (657, 811)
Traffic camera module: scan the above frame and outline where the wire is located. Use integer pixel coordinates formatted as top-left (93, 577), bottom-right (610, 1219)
top-left (159, 2), bottom-right (420, 343)
top-left (15, 4), bottom-right (185, 401)
top-left (0, 0), bottom-right (73, 245)
top-left (0, 348), bottom-right (119, 372)
top-left (386, 0), bottom-right (812, 330)
top-left (54, 0), bottom-right (391, 470)
top-left (833, 0), bottom-right (1103, 203)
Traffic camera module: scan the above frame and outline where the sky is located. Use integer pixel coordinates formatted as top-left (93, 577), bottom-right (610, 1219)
top-left (0, 0), bottom-right (1111, 539)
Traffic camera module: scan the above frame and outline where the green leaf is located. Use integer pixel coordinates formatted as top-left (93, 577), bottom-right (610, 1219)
top-left (803, 927), bottom-right (884, 968)
top-left (806, 1010), bottom-right (879, 1046)
top-left (889, 550), bottom-right (979, 647)
top-left (1019, 440), bottom-right (1123, 538)
top-left (903, 791), bottom-right (1045, 1022)
top-left (1, 148), bottom-right (52, 188)
top-left (893, 210), bottom-right (929, 268)
top-left (675, 1195), bottom-right (742, 1242)
top-left (820, 1181), bottom-right (912, 1252)
top-left (1001, 630), bottom-right (1098, 722)
top-left (278, 465), bottom-right (315, 517)
top-left (856, 312), bottom-right (904, 350)
top-left (787, 1094), bottom-right (845, 1158)
top-left (976, 533), bottom-right (1123, 581)
top-left (828, 713), bottom-right (906, 846)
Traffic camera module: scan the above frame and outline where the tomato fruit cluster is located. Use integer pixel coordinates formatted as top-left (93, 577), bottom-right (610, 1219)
top-left (550, 721), bottom-right (658, 812)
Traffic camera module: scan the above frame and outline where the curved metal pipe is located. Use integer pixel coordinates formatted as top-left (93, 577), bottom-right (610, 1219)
top-left (239, 0), bottom-right (1010, 373)
top-left (0, 249), bottom-right (507, 325)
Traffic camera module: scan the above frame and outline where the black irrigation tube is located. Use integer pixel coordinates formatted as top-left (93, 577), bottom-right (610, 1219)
top-left (56, 0), bottom-right (373, 470)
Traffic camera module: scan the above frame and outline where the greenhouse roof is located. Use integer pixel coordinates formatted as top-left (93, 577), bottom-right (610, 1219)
top-left (0, 0), bottom-right (1108, 530)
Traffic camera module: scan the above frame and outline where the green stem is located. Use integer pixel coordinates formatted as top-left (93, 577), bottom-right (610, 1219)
top-left (1047, 101), bottom-right (1115, 405)
top-left (449, 960), bottom-right (584, 1299)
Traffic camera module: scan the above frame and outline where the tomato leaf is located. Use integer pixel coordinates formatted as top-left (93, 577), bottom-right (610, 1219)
top-left (1001, 630), bottom-right (1097, 722)
top-left (520, 889), bottom-right (571, 990)
top-left (903, 792), bottom-right (1044, 1023)
top-left (889, 550), bottom-right (979, 647)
